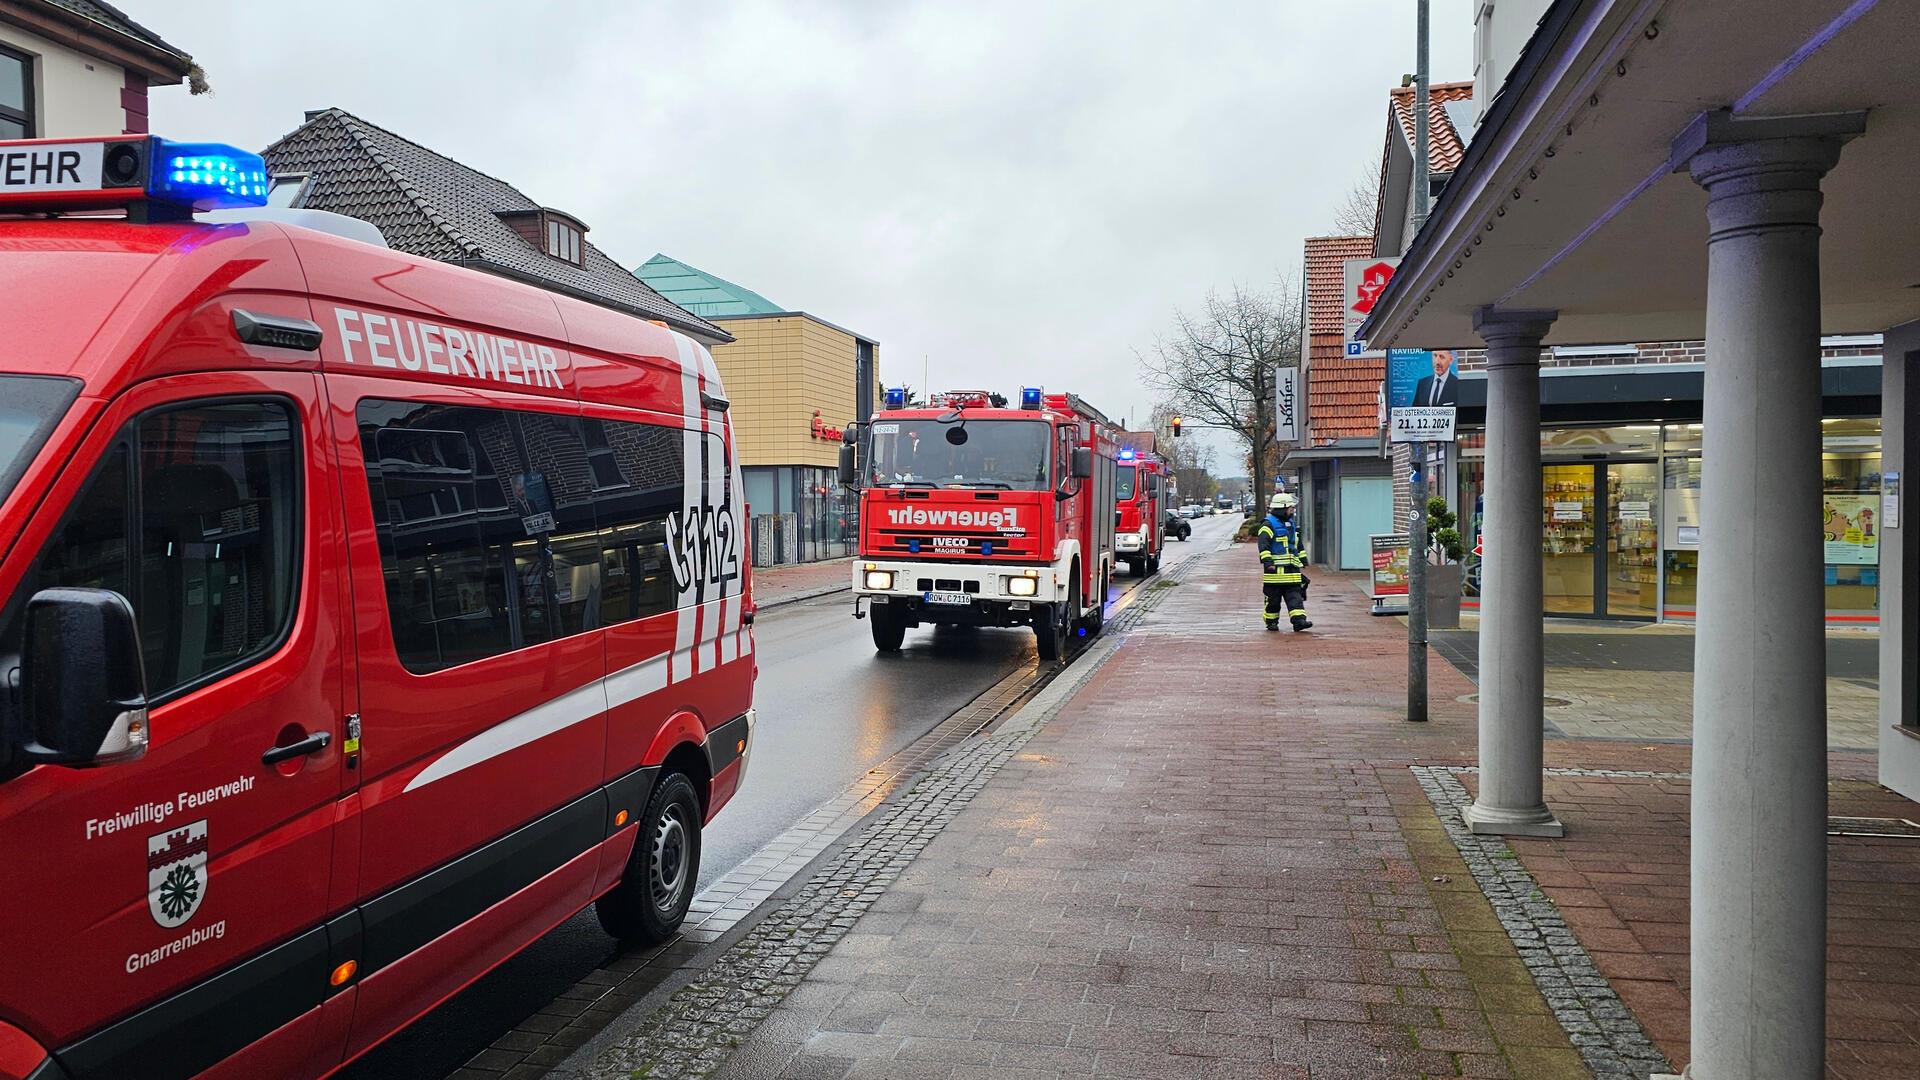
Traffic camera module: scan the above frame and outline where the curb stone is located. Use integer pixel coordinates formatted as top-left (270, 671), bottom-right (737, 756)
top-left (1412, 765), bottom-right (1675, 1080)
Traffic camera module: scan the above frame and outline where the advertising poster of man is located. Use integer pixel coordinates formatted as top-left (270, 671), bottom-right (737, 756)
top-left (1386, 349), bottom-right (1460, 408)
top-left (1385, 349), bottom-right (1459, 443)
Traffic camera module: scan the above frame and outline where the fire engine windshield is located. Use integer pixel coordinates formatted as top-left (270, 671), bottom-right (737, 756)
top-left (0, 375), bottom-right (80, 507)
top-left (1116, 465), bottom-right (1137, 501)
top-left (869, 419), bottom-right (1051, 490)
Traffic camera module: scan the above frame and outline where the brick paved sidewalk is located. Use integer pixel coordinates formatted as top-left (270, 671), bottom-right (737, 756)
top-left (709, 548), bottom-right (1595, 1079)
top-left (753, 557), bottom-right (854, 609)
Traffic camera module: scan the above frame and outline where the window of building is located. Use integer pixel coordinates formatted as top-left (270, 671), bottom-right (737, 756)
top-left (1, 43), bottom-right (33, 139)
top-left (0, 400), bottom-right (299, 701)
top-left (545, 217), bottom-right (583, 266)
top-left (266, 175), bottom-right (310, 208)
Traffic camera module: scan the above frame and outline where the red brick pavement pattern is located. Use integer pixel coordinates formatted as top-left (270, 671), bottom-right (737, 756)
top-left (753, 557), bottom-right (853, 606)
top-left (732, 557), bottom-right (1592, 1079)
top-left (1462, 763), bottom-right (1920, 1079)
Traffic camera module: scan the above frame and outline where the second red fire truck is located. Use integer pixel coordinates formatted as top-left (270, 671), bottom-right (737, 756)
top-left (1113, 446), bottom-right (1166, 577)
top-left (841, 388), bottom-right (1119, 660)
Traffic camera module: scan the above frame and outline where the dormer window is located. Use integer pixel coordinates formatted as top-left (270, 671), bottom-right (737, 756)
top-left (546, 216), bottom-right (582, 265)
top-left (496, 208), bottom-right (588, 266)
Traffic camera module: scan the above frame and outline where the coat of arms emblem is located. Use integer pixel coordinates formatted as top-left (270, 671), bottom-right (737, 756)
top-left (146, 819), bottom-right (209, 928)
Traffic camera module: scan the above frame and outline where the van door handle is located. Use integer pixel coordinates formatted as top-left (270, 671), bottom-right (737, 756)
top-left (262, 731), bottom-right (332, 766)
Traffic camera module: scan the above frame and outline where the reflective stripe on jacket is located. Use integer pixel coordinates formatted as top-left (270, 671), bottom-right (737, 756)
top-left (1256, 513), bottom-right (1306, 583)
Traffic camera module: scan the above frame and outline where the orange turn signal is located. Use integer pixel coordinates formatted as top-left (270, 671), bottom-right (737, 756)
top-left (330, 960), bottom-right (357, 987)
top-left (615, 809), bottom-right (630, 827)
top-left (736, 740), bottom-right (746, 754)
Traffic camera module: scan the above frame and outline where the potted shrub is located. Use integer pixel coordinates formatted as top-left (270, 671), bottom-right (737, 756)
top-left (1425, 496), bottom-right (1465, 628)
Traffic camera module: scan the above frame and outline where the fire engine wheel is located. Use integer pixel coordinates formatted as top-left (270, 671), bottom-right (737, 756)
top-left (1080, 573), bottom-right (1107, 637)
top-left (1146, 555), bottom-right (1161, 574)
top-left (595, 771), bottom-right (703, 944)
top-left (1035, 587), bottom-right (1073, 661)
top-left (870, 607), bottom-right (907, 652)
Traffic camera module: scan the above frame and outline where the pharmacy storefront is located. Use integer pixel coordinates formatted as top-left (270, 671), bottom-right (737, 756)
top-left (1450, 361), bottom-right (1883, 623)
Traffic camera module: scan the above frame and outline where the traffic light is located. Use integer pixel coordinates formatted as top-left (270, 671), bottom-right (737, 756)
top-left (1170, 416), bottom-right (1183, 438)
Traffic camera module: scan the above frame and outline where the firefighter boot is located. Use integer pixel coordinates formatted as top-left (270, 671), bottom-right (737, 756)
top-left (1292, 615), bottom-right (1313, 632)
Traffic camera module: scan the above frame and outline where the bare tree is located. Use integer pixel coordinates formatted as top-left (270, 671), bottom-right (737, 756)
top-left (1331, 162), bottom-right (1382, 238)
top-left (1139, 281), bottom-right (1303, 517)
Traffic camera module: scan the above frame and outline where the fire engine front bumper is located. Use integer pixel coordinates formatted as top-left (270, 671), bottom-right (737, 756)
top-left (1115, 531), bottom-right (1148, 554)
top-left (853, 559), bottom-right (1068, 623)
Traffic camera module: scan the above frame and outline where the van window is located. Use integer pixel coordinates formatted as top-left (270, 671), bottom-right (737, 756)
top-left (0, 400), bottom-right (298, 702)
top-left (359, 401), bottom-right (608, 673)
top-left (0, 375), bottom-right (81, 507)
top-left (588, 418), bottom-right (685, 623)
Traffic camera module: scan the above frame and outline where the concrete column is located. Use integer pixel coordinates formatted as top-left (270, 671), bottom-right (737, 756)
top-left (1675, 110), bottom-right (1864, 1080)
top-left (1463, 307), bottom-right (1563, 837)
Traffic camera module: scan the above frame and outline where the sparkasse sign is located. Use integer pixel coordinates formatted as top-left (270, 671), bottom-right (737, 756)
top-left (1342, 256), bottom-right (1400, 359)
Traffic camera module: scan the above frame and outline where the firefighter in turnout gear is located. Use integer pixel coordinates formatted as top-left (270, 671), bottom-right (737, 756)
top-left (1259, 492), bottom-right (1312, 632)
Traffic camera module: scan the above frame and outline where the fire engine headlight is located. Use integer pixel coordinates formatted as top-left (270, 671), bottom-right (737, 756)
top-left (1007, 575), bottom-right (1039, 597)
top-left (865, 570), bottom-right (895, 590)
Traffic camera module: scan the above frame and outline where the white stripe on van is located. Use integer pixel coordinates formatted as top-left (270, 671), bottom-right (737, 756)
top-left (401, 636), bottom-right (732, 793)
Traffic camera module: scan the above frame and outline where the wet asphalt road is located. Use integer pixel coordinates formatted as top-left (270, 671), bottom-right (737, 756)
top-left (343, 514), bottom-right (1236, 1079)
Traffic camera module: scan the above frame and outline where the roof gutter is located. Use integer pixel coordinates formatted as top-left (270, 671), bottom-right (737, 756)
top-left (1357, 0), bottom-right (1628, 348)
top-left (9, 0), bottom-right (195, 81)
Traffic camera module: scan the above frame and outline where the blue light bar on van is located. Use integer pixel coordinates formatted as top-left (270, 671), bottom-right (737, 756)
top-left (884, 386), bottom-right (907, 408)
top-left (147, 139), bottom-right (270, 210)
top-left (1020, 386), bottom-right (1042, 409)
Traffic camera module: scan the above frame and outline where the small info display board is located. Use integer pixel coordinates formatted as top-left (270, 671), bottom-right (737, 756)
top-left (1369, 534), bottom-right (1412, 615)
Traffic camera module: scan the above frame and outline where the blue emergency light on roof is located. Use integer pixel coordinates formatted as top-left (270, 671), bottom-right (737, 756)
top-left (147, 140), bottom-right (270, 209)
top-left (885, 386), bottom-right (907, 409)
top-left (1020, 387), bottom-right (1043, 409)
top-left (1118, 448), bottom-right (1136, 461)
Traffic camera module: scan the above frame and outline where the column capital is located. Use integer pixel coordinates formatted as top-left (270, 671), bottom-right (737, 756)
top-left (1673, 110), bottom-right (1865, 238)
top-left (1472, 307), bottom-right (1557, 360)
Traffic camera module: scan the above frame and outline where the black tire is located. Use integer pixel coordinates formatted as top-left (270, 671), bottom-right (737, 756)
top-left (870, 607), bottom-right (906, 652)
top-left (1146, 555), bottom-right (1160, 575)
top-left (1125, 558), bottom-right (1142, 578)
top-left (1036, 578), bottom-right (1077, 662)
top-left (596, 772), bottom-right (702, 944)
top-left (1080, 573), bottom-right (1107, 637)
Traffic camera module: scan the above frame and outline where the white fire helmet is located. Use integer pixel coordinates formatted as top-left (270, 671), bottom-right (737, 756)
top-left (1269, 492), bottom-right (1298, 510)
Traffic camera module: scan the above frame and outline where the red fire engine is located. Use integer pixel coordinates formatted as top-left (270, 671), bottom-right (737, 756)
top-left (0, 135), bottom-right (754, 1079)
top-left (1113, 445), bottom-right (1166, 577)
top-left (841, 387), bottom-right (1119, 660)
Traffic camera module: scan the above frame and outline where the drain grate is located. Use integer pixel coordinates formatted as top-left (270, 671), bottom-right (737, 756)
top-left (1457, 693), bottom-right (1573, 708)
top-left (1827, 816), bottom-right (1920, 838)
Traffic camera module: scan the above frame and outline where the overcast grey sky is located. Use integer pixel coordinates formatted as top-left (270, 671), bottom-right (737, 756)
top-left (148, 1), bottom-right (1472, 465)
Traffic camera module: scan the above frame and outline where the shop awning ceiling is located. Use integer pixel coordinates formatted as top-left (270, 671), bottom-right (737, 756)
top-left (1362, 0), bottom-right (1920, 350)
top-left (1447, 360), bottom-right (1882, 424)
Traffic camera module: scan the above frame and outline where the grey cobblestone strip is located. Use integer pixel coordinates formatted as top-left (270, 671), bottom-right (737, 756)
top-left (1438, 764), bottom-right (1694, 782)
top-left (569, 562), bottom-right (1194, 1080)
top-left (1411, 766), bottom-right (1674, 1080)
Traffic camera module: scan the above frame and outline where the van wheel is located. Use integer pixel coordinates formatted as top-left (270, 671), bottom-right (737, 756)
top-left (870, 608), bottom-right (907, 652)
top-left (596, 772), bottom-right (702, 944)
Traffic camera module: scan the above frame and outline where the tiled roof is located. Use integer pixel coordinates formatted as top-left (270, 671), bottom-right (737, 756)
top-left (262, 109), bottom-right (726, 343)
top-left (37, 0), bottom-right (190, 63)
top-left (637, 254), bottom-right (785, 318)
top-left (1388, 80), bottom-right (1474, 173)
top-left (1307, 356), bottom-right (1384, 444)
top-left (1304, 235), bottom-right (1375, 338)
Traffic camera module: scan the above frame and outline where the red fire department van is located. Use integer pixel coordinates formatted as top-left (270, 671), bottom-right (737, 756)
top-left (0, 135), bottom-right (756, 1080)
top-left (1113, 446), bottom-right (1165, 577)
top-left (840, 387), bottom-right (1119, 660)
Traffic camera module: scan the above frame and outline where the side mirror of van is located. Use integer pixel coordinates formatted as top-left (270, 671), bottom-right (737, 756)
top-left (1071, 448), bottom-right (1093, 479)
top-left (18, 588), bottom-right (149, 767)
top-left (838, 443), bottom-right (859, 487)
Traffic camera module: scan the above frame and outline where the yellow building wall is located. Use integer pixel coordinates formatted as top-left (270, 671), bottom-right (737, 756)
top-left (708, 315), bottom-right (876, 469)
